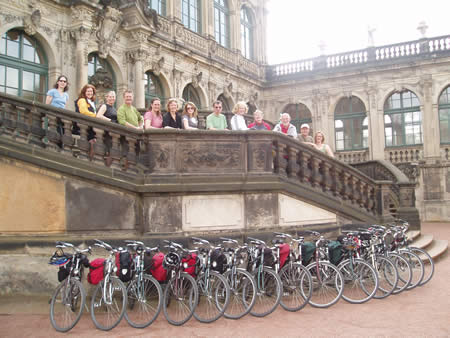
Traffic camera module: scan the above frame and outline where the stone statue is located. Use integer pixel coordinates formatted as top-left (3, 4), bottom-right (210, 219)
top-left (367, 25), bottom-right (376, 47)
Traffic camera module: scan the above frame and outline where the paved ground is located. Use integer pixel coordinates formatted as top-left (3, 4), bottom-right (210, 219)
top-left (0, 223), bottom-right (448, 337)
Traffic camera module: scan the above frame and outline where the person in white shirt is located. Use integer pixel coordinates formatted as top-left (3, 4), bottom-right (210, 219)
top-left (230, 101), bottom-right (249, 131)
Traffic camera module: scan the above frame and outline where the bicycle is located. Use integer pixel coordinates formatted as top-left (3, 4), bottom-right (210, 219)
top-left (337, 231), bottom-right (379, 304)
top-left (162, 240), bottom-right (199, 326)
top-left (49, 241), bottom-right (91, 332)
top-left (304, 231), bottom-right (344, 308)
top-left (246, 237), bottom-right (282, 317)
top-left (191, 237), bottom-right (230, 323)
top-left (220, 237), bottom-right (257, 319)
top-left (90, 239), bottom-right (127, 331)
top-left (272, 232), bottom-right (313, 312)
top-left (123, 240), bottom-right (163, 328)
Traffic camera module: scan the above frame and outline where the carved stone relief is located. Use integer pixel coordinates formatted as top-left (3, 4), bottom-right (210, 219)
top-left (179, 143), bottom-right (242, 172)
top-left (23, 9), bottom-right (40, 36)
top-left (96, 6), bottom-right (123, 59)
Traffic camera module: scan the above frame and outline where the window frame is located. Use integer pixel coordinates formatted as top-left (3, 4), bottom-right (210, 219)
top-left (214, 0), bottom-right (230, 48)
top-left (240, 7), bottom-right (254, 60)
top-left (147, 0), bottom-right (166, 16)
top-left (144, 71), bottom-right (166, 109)
top-left (181, 0), bottom-right (201, 33)
top-left (438, 86), bottom-right (450, 144)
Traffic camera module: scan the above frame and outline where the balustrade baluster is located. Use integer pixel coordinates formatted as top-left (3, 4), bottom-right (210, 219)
top-left (287, 146), bottom-right (299, 178)
top-left (78, 124), bottom-right (89, 160)
top-left (310, 156), bottom-right (322, 188)
top-left (321, 161), bottom-right (333, 193)
top-left (93, 127), bottom-right (106, 165)
top-left (278, 142), bottom-right (288, 177)
top-left (298, 151), bottom-right (312, 183)
top-left (46, 115), bottom-right (61, 151)
top-left (272, 140), bottom-right (279, 174)
top-left (124, 135), bottom-right (138, 172)
top-left (109, 131), bottom-right (122, 169)
top-left (330, 166), bottom-right (341, 196)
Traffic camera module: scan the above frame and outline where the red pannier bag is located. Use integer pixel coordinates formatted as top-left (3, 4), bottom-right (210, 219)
top-left (150, 252), bottom-right (167, 282)
top-left (88, 258), bottom-right (105, 285)
top-left (182, 253), bottom-right (198, 278)
top-left (279, 243), bottom-right (290, 269)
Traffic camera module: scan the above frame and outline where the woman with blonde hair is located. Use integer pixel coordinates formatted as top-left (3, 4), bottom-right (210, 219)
top-left (181, 101), bottom-right (198, 129)
top-left (313, 131), bottom-right (334, 157)
top-left (96, 91), bottom-right (118, 123)
top-left (230, 101), bottom-right (248, 130)
top-left (162, 98), bottom-right (182, 129)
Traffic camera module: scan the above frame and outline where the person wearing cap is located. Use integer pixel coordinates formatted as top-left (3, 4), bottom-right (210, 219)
top-left (298, 123), bottom-right (314, 143)
top-left (273, 113), bottom-right (297, 138)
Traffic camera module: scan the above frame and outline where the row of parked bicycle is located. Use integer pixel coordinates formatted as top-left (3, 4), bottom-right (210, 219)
top-left (48, 219), bottom-right (434, 332)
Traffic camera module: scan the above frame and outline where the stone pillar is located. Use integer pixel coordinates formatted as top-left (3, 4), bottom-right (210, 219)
top-left (367, 87), bottom-right (384, 160)
top-left (73, 27), bottom-right (90, 93)
top-left (133, 50), bottom-right (146, 110)
top-left (230, 9), bottom-right (240, 52)
top-left (421, 76), bottom-right (440, 160)
top-left (204, 0), bottom-right (214, 39)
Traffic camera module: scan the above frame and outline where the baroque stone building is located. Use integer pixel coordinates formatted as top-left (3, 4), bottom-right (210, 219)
top-left (1, 0), bottom-right (450, 222)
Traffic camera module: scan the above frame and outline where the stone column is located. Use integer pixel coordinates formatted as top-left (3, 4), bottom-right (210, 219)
top-left (367, 87), bottom-right (384, 160)
top-left (421, 76), bottom-right (440, 160)
top-left (73, 27), bottom-right (90, 93)
top-left (127, 49), bottom-right (146, 110)
top-left (230, 9), bottom-right (240, 52)
top-left (204, 0), bottom-right (214, 39)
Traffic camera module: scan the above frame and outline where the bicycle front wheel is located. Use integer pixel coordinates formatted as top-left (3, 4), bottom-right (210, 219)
top-left (50, 278), bottom-right (86, 332)
top-left (338, 258), bottom-right (378, 304)
top-left (125, 275), bottom-right (163, 328)
top-left (250, 267), bottom-right (282, 317)
top-left (194, 270), bottom-right (230, 323)
top-left (371, 255), bottom-right (398, 299)
top-left (279, 263), bottom-right (312, 312)
top-left (223, 268), bottom-right (256, 320)
top-left (388, 253), bottom-right (412, 294)
top-left (90, 277), bottom-right (127, 331)
top-left (408, 246), bottom-right (434, 286)
top-left (306, 261), bottom-right (344, 308)
top-left (163, 272), bottom-right (199, 326)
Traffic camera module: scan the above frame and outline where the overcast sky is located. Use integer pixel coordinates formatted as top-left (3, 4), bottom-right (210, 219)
top-left (266, 0), bottom-right (450, 64)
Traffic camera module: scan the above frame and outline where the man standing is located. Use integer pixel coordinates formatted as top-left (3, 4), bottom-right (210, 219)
top-left (248, 110), bottom-right (272, 130)
top-left (298, 123), bottom-right (314, 143)
top-left (206, 100), bottom-right (228, 130)
top-left (117, 90), bottom-right (143, 130)
top-left (273, 113), bottom-right (297, 138)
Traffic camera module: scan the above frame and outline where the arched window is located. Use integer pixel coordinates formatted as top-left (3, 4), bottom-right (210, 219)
top-left (439, 86), bottom-right (450, 143)
top-left (88, 53), bottom-right (115, 102)
top-left (240, 7), bottom-right (254, 60)
top-left (147, 0), bottom-right (166, 16)
top-left (145, 71), bottom-right (165, 109)
top-left (384, 90), bottom-right (422, 146)
top-left (214, 0), bottom-right (230, 48)
top-left (284, 103), bottom-right (312, 134)
top-left (217, 94), bottom-right (231, 112)
top-left (182, 0), bottom-right (201, 33)
top-left (0, 29), bottom-right (48, 102)
top-left (182, 84), bottom-right (201, 109)
top-left (334, 96), bottom-right (368, 151)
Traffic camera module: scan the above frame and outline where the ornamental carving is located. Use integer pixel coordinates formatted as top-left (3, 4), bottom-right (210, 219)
top-left (96, 6), bottom-right (123, 59)
top-left (23, 9), bottom-right (41, 36)
top-left (131, 30), bottom-right (149, 44)
top-left (89, 67), bottom-right (113, 89)
top-left (223, 81), bottom-right (233, 99)
top-left (192, 72), bottom-right (202, 89)
top-left (152, 57), bottom-right (164, 76)
top-left (142, 5), bottom-right (160, 31)
top-left (180, 144), bottom-right (241, 171)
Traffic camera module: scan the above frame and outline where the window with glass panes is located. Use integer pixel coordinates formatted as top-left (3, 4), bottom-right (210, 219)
top-left (240, 8), bottom-right (253, 60)
top-left (214, 0), bottom-right (230, 48)
top-left (0, 30), bottom-right (47, 102)
top-left (439, 86), bottom-right (450, 144)
top-left (384, 91), bottom-right (422, 146)
top-left (182, 0), bottom-right (201, 33)
top-left (145, 71), bottom-right (165, 108)
top-left (147, 0), bottom-right (166, 16)
top-left (284, 103), bottom-right (312, 133)
top-left (182, 84), bottom-right (201, 109)
top-left (334, 96), bottom-right (368, 151)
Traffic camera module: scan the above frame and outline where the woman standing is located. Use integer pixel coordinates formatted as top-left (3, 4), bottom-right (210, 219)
top-left (162, 98), bottom-right (182, 129)
top-left (144, 98), bottom-right (163, 129)
top-left (313, 131), bottom-right (334, 157)
top-left (96, 91), bottom-right (118, 123)
top-left (230, 101), bottom-right (248, 130)
top-left (74, 84), bottom-right (97, 159)
top-left (181, 101), bottom-right (198, 129)
top-left (46, 75), bottom-right (69, 108)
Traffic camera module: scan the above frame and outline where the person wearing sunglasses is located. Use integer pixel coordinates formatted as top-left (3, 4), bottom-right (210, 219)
top-left (181, 102), bottom-right (199, 129)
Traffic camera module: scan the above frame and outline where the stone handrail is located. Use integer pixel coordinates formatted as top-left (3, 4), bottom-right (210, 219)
top-left (267, 34), bottom-right (450, 81)
top-left (0, 92), bottom-right (417, 225)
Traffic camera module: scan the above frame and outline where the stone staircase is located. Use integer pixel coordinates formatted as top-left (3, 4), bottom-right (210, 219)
top-left (407, 230), bottom-right (448, 261)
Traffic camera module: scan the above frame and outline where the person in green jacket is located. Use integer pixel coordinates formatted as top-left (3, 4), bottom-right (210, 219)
top-left (117, 90), bottom-right (143, 130)
top-left (206, 100), bottom-right (228, 130)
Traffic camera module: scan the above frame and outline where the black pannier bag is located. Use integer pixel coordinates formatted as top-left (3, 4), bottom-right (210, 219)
top-left (301, 242), bottom-right (316, 266)
top-left (143, 249), bottom-right (154, 273)
top-left (260, 247), bottom-right (275, 268)
top-left (58, 261), bottom-right (71, 282)
top-left (210, 249), bottom-right (227, 274)
top-left (115, 250), bottom-right (134, 283)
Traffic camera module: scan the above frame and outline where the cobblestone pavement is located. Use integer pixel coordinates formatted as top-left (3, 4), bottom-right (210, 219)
top-left (1, 223), bottom-right (448, 337)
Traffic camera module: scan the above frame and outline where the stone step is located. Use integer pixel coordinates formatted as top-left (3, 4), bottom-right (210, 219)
top-left (420, 239), bottom-right (448, 261)
top-left (410, 234), bottom-right (434, 250)
top-left (406, 230), bottom-right (421, 242)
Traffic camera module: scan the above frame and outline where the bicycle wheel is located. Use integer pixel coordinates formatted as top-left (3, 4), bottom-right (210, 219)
top-left (90, 277), bottom-right (127, 331)
top-left (163, 272), bottom-right (198, 326)
top-left (305, 261), bottom-right (344, 308)
top-left (250, 267), bottom-right (282, 317)
top-left (398, 250), bottom-right (424, 290)
top-left (408, 247), bottom-right (434, 286)
top-left (338, 258), bottom-right (378, 304)
top-left (50, 278), bottom-right (86, 332)
top-left (279, 262), bottom-right (312, 312)
top-left (371, 255), bottom-right (398, 299)
top-left (124, 275), bottom-right (163, 328)
top-left (223, 268), bottom-right (257, 319)
top-left (388, 253), bottom-right (412, 294)
top-left (194, 270), bottom-right (230, 323)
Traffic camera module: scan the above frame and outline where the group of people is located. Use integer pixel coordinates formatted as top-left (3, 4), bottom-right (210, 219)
top-left (45, 76), bottom-right (334, 159)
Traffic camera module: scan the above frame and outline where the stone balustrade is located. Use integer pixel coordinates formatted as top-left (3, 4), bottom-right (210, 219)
top-left (267, 35), bottom-right (450, 81)
top-left (385, 146), bottom-right (423, 164)
top-left (0, 92), bottom-right (420, 226)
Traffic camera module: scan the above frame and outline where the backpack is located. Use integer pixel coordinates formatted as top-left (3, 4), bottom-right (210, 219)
top-left (279, 243), bottom-right (290, 269)
top-left (210, 249), bottom-right (227, 274)
top-left (182, 253), bottom-right (198, 278)
top-left (88, 258), bottom-right (105, 285)
top-left (150, 252), bottom-right (167, 282)
top-left (115, 250), bottom-right (134, 283)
